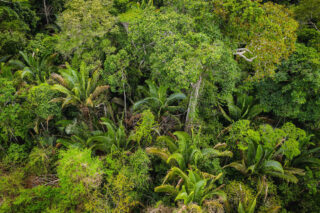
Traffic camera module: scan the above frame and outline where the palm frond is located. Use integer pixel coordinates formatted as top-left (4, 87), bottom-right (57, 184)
top-left (265, 171), bottom-right (298, 183)
top-left (52, 84), bottom-right (78, 100)
top-left (19, 51), bottom-right (31, 67)
top-left (146, 147), bottom-right (170, 162)
top-left (163, 167), bottom-right (188, 184)
top-left (213, 143), bottom-right (227, 149)
top-left (157, 135), bottom-right (178, 153)
top-left (21, 68), bottom-right (34, 79)
top-left (218, 104), bottom-right (233, 123)
top-left (9, 59), bottom-right (25, 69)
top-left (228, 103), bottom-right (242, 121)
top-left (166, 93), bottom-right (186, 104)
top-left (263, 160), bottom-right (284, 174)
top-left (89, 85), bottom-right (110, 100)
top-left (224, 162), bottom-right (247, 175)
top-left (284, 167), bottom-right (305, 176)
top-left (154, 184), bottom-right (178, 195)
top-left (50, 97), bottom-right (65, 103)
top-left (167, 153), bottom-right (185, 169)
top-left (61, 96), bottom-right (77, 108)
top-left (133, 97), bottom-right (160, 111)
top-left (51, 73), bottom-right (68, 87)
top-left (174, 131), bottom-right (190, 151)
top-left (247, 104), bottom-right (264, 120)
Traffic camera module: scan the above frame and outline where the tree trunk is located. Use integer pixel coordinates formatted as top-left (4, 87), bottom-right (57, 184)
top-left (81, 105), bottom-right (93, 131)
top-left (185, 75), bottom-right (202, 133)
top-left (43, 0), bottom-right (50, 25)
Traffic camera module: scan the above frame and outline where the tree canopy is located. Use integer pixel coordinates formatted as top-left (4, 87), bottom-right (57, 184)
top-left (0, 0), bottom-right (320, 212)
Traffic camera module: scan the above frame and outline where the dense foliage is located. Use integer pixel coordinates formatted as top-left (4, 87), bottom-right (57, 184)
top-left (0, 0), bottom-right (319, 212)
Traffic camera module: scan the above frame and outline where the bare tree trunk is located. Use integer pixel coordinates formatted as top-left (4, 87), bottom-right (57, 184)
top-left (123, 82), bottom-right (127, 124)
top-left (43, 0), bottom-right (49, 24)
top-left (121, 68), bottom-right (127, 127)
top-left (185, 75), bottom-right (202, 133)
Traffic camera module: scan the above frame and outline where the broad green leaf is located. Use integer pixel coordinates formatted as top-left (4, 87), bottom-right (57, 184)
top-left (263, 160), bottom-right (284, 174)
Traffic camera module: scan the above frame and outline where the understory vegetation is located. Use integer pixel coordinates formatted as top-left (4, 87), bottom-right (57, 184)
top-left (0, 0), bottom-right (320, 212)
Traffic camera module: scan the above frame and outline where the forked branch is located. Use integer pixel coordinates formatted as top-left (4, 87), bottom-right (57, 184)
top-left (234, 48), bottom-right (257, 62)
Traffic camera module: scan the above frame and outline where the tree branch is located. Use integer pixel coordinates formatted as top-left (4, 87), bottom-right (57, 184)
top-left (309, 21), bottom-right (320, 33)
top-left (234, 48), bottom-right (257, 62)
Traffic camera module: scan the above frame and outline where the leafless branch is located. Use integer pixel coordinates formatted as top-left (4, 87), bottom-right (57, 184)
top-left (309, 21), bottom-right (320, 33)
top-left (234, 48), bottom-right (257, 62)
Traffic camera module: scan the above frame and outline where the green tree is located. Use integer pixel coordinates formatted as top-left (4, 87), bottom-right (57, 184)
top-left (295, 0), bottom-right (320, 51)
top-left (213, 0), bottom-right (298, 79)
top-left (0, 78), bottom-right (32, 143)
top-left (256, 44), bottom-right (320, 122)
top-left (0, 1), bottom-right (38, 55)
top-left (295, 0), bottom-right (320, 32)
top-left (133, 80), bottom-right (186, 118)
top-left (51, 62), bottom-right (109, 129)
top-left (10, 51), bottom-right (56, 83)
top-left (56, 0), bottom-right (117, 67)
top-left (127, 8), bottom-right (240, 131)
top-left (27, 83), bottom-right (61, 134)
top-left (225, 121), bottom-right (306, 192)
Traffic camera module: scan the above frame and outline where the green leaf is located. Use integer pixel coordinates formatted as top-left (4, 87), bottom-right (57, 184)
top-left (219, 104), bottom-right (233, 123)
top-left (248, 197), bottom-right (257, 213)
top-left (238, 201), bottom-right (246, 213)
top-left (163, 167), bottom-right (188, 184)
top-left (228, 103), bottom-right (242, 121)
top-left (155, 184), bottom-right (178, 195)
top-left (167, 153), bottom-right (185, 170)
top-left (146, 147), bottom-right (170, 162)
top-left (175, 191), bottom-right (189, 204)
top-left (133, 97), bottom-right (159, 111)
top-left (263, 160), bottom-right (284, 174)
top-left (266, 171), bottom-right (298, 183)
top-left (166, 93), bottom-right (186, 104)
top-left (156, 136), bottom-right (178, 153)
top-left (247, 104), bottom-right (264, 120)
top-left (255, 145), bottom-right (263, 163)
top-left (224, 162), bottom-right (247, 174)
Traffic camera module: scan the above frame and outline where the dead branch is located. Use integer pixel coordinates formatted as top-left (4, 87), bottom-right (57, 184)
top-left (234, 48), bottom-right (257, 62)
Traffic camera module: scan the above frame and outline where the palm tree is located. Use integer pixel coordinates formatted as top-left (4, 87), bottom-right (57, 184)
top-left (225, 140), bottom-right (304, 192)
top-left (219, 92), bottom-right (263, 123)
top-left (146, 131), bottom-right (232, 171)
top-left (155, 167), bottom-right (225, 206)
top-left (10, 51), bottom-right (56, 83)
top-left (133, 80), bottom-right (186, 118)
top-left (51, 62), bottom-right (109, 129)
top-left (87, 118), bottom-right (129, 152)
top-left (57, 118), bottom-right (128, 153)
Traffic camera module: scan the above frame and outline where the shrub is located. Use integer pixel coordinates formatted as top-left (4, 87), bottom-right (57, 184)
top-left (26, 147), bottom-right (56, 176)
top-left (130, 110), bottom-right (158, 146)
top-left (57, 147), bottom-right (104, 205)
top-left (3, 144), bottom-right (28, 166)
top-left (225, 181), bottom-right (255, 212)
